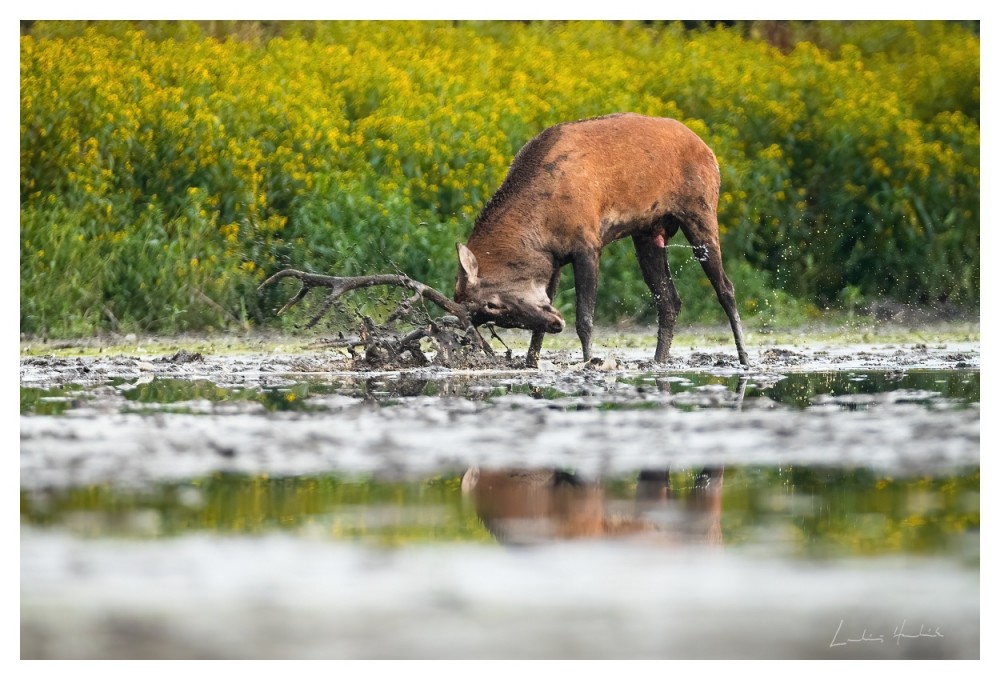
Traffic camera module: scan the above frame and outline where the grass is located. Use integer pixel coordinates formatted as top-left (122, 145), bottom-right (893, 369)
top-left (19, 315), bottom-right (980, 359)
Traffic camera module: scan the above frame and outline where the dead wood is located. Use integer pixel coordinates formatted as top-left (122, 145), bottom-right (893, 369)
top-left (258, 268), bottom-right (495, 365)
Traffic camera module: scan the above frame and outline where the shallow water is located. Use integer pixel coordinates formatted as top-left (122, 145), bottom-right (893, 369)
top-left (20, 342), bottom-right (980, 659)
top-left (21, 465), bottom-right (979, 559)
top-left (20, 368), bottom-right (981, 416)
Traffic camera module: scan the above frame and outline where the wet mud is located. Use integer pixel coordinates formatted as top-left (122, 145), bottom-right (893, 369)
top-left (20, 339), bottom-right (980, 488)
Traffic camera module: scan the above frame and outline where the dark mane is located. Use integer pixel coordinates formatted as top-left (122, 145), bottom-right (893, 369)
top-left (473, 122), bottom-right (565, 232)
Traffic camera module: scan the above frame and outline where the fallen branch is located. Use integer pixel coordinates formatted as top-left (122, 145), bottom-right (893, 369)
top-left (258, 268), bottom-right (494, 358)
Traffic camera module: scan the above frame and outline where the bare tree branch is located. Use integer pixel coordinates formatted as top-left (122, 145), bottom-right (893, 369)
top-left (258, 268), bottom-right (493, 356)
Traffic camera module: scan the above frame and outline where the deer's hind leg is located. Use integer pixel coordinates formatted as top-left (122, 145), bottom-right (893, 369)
top-left (677, 212), bottom-right (750, 367)
top-left (572, 251), bottom-right (600, 362)
top-left (633, 231), bottom-right (682, 363)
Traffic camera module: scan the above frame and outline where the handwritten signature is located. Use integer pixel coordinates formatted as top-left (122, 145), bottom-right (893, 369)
top-left (830, 619), bottom-right (944, 647)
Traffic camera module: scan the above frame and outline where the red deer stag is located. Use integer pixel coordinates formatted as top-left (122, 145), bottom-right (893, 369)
top-left (454, 113), bottom-right (750, 368)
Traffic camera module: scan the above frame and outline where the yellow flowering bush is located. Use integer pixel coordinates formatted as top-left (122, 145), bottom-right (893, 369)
top-left (20, 20), bottom-right (979, 336)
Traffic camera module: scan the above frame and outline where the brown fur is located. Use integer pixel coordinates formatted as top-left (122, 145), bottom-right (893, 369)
top-left (456, 113), bottom-right (750, 367)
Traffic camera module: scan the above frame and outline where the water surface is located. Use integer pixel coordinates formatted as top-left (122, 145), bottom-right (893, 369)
top-left (20, 354), bottom-right (980, 659)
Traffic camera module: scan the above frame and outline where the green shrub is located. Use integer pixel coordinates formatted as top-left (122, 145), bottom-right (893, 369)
top-left (20, 20), bottom-right (979, 337)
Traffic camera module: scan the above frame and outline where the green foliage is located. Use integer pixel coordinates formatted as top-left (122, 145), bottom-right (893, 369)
top-left (20, 21), bottom-right (979, 337)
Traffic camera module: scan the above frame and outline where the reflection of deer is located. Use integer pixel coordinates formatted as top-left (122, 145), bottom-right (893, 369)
top-left (461, 466), bottom-right (724, 546)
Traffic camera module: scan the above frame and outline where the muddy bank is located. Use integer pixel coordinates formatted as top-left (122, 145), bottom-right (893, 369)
top-left (19, 338), bottom-right (981, 386)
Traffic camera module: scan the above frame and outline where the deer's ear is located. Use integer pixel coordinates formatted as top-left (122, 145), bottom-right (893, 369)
top-left (456, 243), bottom-right (479, 287)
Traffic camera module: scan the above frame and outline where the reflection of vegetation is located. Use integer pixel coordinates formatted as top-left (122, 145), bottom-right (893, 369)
top-left (621, 370), bottom-right (980, 409)
top-left (20, 386), bottom-right (75, 415)
top-left (21, 473), bottom-right (494, 545)
top-left (722, 467), bottom-right (980, 560)
top-left (18, 379), bottom-right (337, 415)
top-left (21, 466), bottom-right (979, 562)
top-left (19, 375), bottom-right (445, 414)
top-left (124, 378), bottom-right (328, 412)
top-left (758, 370), bottom-right (980, 409)
top-left (19, 369), bottom-right (981, 415)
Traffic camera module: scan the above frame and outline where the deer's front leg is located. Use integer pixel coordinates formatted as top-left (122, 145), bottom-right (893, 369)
top-left (526, 267), bottom-right (563, 368)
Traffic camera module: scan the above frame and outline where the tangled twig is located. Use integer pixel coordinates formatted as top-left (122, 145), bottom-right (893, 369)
top-left (258, 268), bottom-right (494, 358)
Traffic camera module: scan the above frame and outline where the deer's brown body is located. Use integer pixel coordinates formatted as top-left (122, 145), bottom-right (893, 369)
top-left (454, 113), bottom-right (750, 367)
